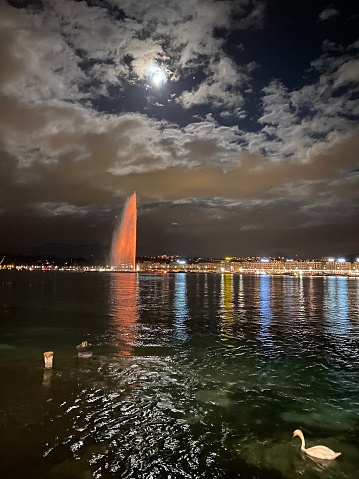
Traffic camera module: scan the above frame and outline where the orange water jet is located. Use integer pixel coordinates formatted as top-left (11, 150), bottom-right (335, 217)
top-left (110, 193), bottom-right (137, 270)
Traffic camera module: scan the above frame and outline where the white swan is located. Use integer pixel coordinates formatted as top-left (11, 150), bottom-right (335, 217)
top-left (292, 429), bottom-right (341, 460)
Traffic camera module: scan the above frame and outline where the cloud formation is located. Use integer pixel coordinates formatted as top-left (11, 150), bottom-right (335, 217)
top-left (319, 8), bottom-right (339, 21)
top-left (0, 0), bottom-right (358, 257)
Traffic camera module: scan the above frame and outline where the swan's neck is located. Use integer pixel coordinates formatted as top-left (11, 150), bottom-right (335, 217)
top-left (300, 435), bottom-right (306, 450)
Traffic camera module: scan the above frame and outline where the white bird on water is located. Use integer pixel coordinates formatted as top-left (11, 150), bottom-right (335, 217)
top-left (292, 429), bottom-right (341, 460)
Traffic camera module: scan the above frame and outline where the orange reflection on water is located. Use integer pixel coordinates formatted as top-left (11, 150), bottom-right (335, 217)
top-left (220, 273), bottom-right (234, 341)
top-left (111, 193), bottom-right (137, 269)
top-left (110, 273), bottom-right (138, 357)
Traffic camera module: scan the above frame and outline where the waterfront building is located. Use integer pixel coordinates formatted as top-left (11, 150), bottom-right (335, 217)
top-left (1, 255), bottom-right (358, 276)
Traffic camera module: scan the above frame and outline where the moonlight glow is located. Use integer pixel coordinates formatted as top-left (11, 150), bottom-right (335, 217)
top-left (147, 65), bottom-right (167, 87)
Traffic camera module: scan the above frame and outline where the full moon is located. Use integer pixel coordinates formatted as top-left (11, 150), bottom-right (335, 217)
top-left (148, 65), bottom-right (167, 87)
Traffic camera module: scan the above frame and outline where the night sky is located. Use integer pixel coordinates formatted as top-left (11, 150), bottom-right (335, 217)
top-left (0, 0), bottom-right (358, 258)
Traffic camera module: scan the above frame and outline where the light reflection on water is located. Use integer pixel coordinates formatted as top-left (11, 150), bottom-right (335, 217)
top-left (109, 273), bottom-right (138, 357)
top-left (324, 277), bottom-right (351, 338)
top-left (220, 273), bottom-right (234, 342)
top-left (174, 273), bottom-right (189, 342)
top-left (258, 275), bottom-right (273, 347)
top-left (0, 271), bottom-right (359, 478)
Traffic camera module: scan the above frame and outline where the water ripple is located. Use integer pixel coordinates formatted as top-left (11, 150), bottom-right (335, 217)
top-left (1, 272), bottom-right (359, 478)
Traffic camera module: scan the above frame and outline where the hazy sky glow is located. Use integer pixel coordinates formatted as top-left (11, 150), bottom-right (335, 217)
top-left (0, 0), bottom-right (358, 258)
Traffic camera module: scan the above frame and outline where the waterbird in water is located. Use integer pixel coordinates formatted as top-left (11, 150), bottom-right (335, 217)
top-left (292, 429), bottom-right (341, 460)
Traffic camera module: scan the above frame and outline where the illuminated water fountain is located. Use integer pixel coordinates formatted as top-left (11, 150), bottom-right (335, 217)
top-left (110, 192), bottom-right (137, 271)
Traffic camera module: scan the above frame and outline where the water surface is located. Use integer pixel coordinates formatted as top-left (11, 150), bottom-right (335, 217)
top-left (1, 271), bottom-right (359, 478)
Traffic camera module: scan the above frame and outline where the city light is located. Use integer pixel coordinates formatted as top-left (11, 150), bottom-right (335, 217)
top-left (1, 256), bottom-right (359, 276)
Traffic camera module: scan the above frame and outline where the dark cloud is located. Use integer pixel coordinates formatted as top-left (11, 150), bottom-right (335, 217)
top-left (319, 8), bottom-right (339, 21)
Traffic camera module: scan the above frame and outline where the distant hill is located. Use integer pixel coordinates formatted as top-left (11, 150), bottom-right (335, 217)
top-left (10, 245), bottom-right (359, 262)
top-left (22, 243), bottom-right (109, 259)
top-left (345, 252), bottom-right (359, 262)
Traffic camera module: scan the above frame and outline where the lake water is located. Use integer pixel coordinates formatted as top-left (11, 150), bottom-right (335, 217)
top-left (0, 271), bottom-right (359, 479)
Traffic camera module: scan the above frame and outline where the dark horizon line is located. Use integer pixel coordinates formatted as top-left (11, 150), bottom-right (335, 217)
top-left (1, 251), bottom-right (358, 263)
